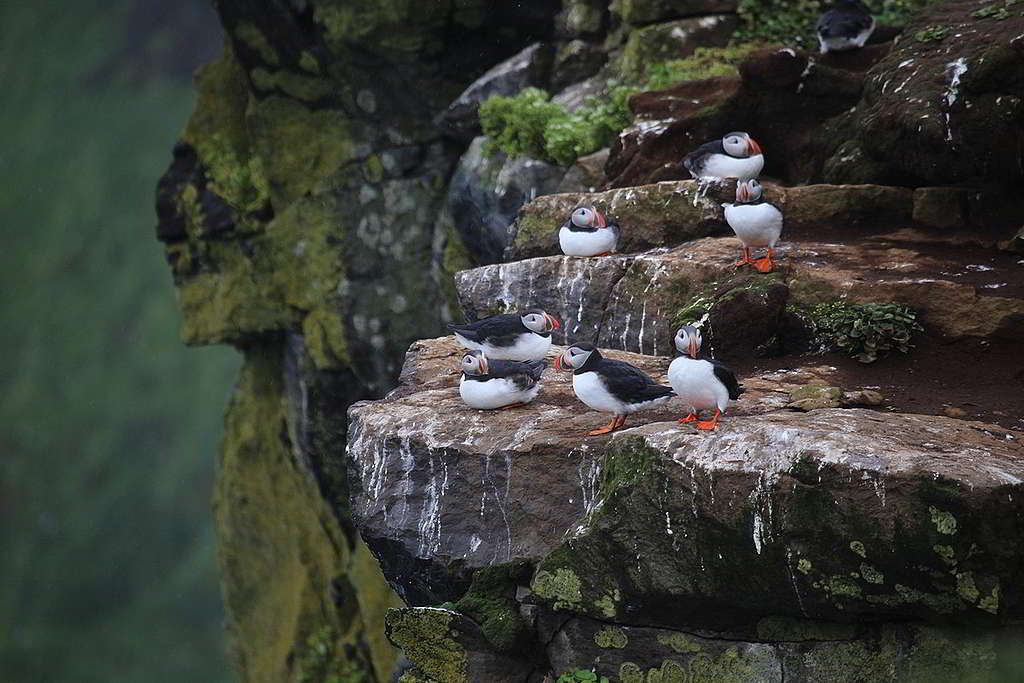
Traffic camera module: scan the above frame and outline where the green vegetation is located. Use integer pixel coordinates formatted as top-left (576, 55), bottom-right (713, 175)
top-left (971, 1), bottom-right (1021, 21)
top-left (453, 562), bottom-right (531, 652)
top-left (0, 2), bottom-right (237, 681)
top-left (810, 302), bottom-right (922, 363)
top-left (557, 669), bottom-right (610, 683)
top-left (735, 0), bottom-right (943, 46)
top-left (915, 25), bottom-right (951, 42)
top-left (644, 45), bottom-right (760, 90)
top-left (296, 627), bottom-right (369, 683)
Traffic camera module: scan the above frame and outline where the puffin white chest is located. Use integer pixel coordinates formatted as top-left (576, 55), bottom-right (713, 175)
top-left (668, 357), bottom-right (730, 412)
top-left (724, 202), bottom-right (783, 248)
top-left (459, 375), bottom-right (540, 409)
top-left (819, 19), bottom-right (875, 53)
top-left (700, 153), bottom-right (764, 180)
top-left (559, 226), bottom-right (617, 257)
top-left (572, 371), bottom-right (624, 414)
top-left (454, 331), bottom-right (552, 361)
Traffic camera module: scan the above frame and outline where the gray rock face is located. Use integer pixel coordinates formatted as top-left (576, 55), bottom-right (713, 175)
top-left (438, 43), bottom-right (554, 141)
top-left (439, 137), bottom-right (566, 264)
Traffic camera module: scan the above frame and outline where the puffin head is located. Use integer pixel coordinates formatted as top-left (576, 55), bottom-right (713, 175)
top-left (674, 325), bottom-right (703, 359)
top-left (521, 308), bottom-right (561, 334)
top-left (555, 342), bottom-right (598, 371)
top-left (722, 132), bottom-right (763, 158)
top-left (460, 350), bottom-right (488, 376)
top-left (735, 178), bottom-right (764, 204)
top-left (570, 206), bottom-right (608, 229)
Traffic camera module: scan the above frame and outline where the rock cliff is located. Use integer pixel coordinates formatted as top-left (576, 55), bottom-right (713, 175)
top-left (155, 0), bottom-right (1024, 681)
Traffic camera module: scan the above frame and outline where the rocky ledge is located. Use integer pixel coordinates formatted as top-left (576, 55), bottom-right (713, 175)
top-left (347, 336), bottom-right (1024, 681)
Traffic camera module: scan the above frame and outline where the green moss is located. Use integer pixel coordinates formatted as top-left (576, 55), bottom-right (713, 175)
top-left (234, 22), bottom-right (279, 65)
top-left (594, 589), bottom-right (620, 618)
top-left (296, 627), bottom-right (371, 683)
top-left (299, 51), bottom-right (321, 73)
top-left (385, 608), bottom-right (467, 683)
top-left (644, 45), bottom-right (760, 91)
top-left (929, 507), bottom-right (958, 535)
top-left (657, 632), bottom-right (702, 654)
top-left (915, 25), bottom-right (951, 41)
top-left (453, 563), bottom-right (531, 653)
top-left (956, 572), bottom-right (980, 603)
top-left (860, 563), bottom-right (885, 585)
top-left (249, 67), bottom-right (336, 101)
top-left (195, 132), bottom-right (271, 214)
top-left (532, 568), bottom-right (583, 610)
top-left (849, 540), bottom-right (866, 558)
top-left (933, 545), bottom-right (956, 566)
top-left (595, 626), bottom-right (629, 649)
top-left (826, 575), bottom-right (864, 600)
top-left (302, 310), bottom-right (349, 370)
top-left (978, 584), bottom-right (999, 614)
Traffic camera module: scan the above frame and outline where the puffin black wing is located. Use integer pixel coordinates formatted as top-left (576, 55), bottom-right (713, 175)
top-left (683, 139), bottom-right (726, 178)
top-left (448, 313), bottom-right (523, 343)
top-left (484, 359), bottom-right (547, 390)
top-left (597, 358), bottom-right (675, 404)
top-left (709, 360), bottom-right (744, 400)
top-left (817, 3), bottom-right (872, 38)
top-left (607, 217), bottom-right (622, 243)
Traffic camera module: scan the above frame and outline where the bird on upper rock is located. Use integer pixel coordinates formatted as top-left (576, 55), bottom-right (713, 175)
top-left (458, 350), bottom-right (546, 410)
top-left (668, 325), bottom-right (743, 431)
top-left (556, 342), bottom-right (675, 436)
top-left (683, 131), bottom-right (764, 181)
top-left (816, 0), bottom-right (875, 54)
top-left (448, 308), bottom-right (560, 361)
top-left (723, 178), bottom-right (783, 273)
top-left (558, 205), bottom-right (621, 257)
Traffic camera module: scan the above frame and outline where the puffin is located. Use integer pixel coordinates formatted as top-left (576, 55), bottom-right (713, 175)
top-left (667, 325), bottom-right (743, 431)
top-left (558, 206), bottom-right (620, 257)
top-left (683, 132), bottom-right (764, 181)
top-left (458, 350), bottom-right (546, 410)
top-left (723, 178), bottom-right (783, 273)
top-left (448, 308), bottom-right (560, 361)
top-left (556, 342), bottom-right (675, 435)
top-left (816, 0), bottom-right (875, 54)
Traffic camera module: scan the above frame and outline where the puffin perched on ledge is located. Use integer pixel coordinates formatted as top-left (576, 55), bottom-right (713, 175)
top-left (458, 350), bottom-right (546, 410)
top-left (816, 0), bottom-right (875, 54)
top-left (683, 132), bottom-right (764, 181)
top-left (668, 326), bottom-right (743, 431)
top-left (449, 309), bottom-right (560, 361)
top-left (558, 206), bottom-right (620, 257)
top-left (556, 342), bottom-right (675, 436)
top-left (723, 178), bottom-right (783, 273)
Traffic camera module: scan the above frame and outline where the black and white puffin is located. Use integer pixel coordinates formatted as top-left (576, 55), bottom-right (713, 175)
top-left (556, 342), bottom-right (675, 435)
top-left (667, 326), bottom-right (743, 431)
top-left (558, 206), bottom-right (620, 257)
top-left (816, 0), bottom-right (875, 54)
top-left (448, 309), bottom-right (560, 361)
top-left (683, 132), bottom-right (764, 181)
top-left (458, 350), bottom-right (546, 410)
top-left (723, 178), bottom-right (783, 273)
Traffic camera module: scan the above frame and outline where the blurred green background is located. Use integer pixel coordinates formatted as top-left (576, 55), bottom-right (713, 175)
top-left (0, 2), bottom-right (238, 680)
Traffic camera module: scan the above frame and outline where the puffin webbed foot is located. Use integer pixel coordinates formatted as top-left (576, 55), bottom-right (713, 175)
top-left (695, 409), bottom-right (721, 430)
top-left (677, 413), bottom-right (698, 423)
top-left (753, 257), bottom-right (775, 273)
top-left (588, 415), bottom-right (626, 436)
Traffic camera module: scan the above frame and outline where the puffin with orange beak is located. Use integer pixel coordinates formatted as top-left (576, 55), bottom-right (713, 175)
top-left (558, 206), bottom-right (621, 257)
top-left (556, 343), bottom-right (674, 436)
top-left (458, 350), bottom-right (547, 410)
top-left (448, 308), bottom-right (560, 361)
top-left (683, 132), bottom-right (764, 181)
top-left (723, 178), bottom-right (784, 273)
top-left (667, 326), bottom-right (743, 431)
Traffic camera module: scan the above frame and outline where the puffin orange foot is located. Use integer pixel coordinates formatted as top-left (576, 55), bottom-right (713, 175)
top-left (735, 259), bottom-right (754, 268)
top-left (695, 419), bottom-right (719, 430)
top-left (677, 413), bottom-right (698, 423)
top-left (593, 251), bottom-right (612, 257)
top-left (753, 258), bottom-right (775, 273)
top-left (587, 426), bottom-right (614, 435)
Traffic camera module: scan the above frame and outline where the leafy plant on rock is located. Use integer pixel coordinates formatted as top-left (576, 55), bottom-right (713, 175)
top-left (556, 669), bottom-right (610, 683)
top-left (810, 302), bottom-right (922, 363)
top-left (644, 45), bottom-right (761, 91)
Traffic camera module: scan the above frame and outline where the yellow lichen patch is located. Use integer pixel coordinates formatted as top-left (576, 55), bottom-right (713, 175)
top-left (657, 632), bottom-right (702, 654)
top-left (532, 568), bottom-right (583, 610)
top-left (849, 540), bottom-right (866, 558)
top-left (594, 626), bottom-right (628, 649)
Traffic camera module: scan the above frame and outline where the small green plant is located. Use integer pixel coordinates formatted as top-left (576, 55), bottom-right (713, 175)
top-left (915, 25), bottom-right (951, 41)
top-left (811, 302), bottom-right (922, 363)
top-left (644, 45), bottom-right (760, 91)
top-left (556, 669), bottom-right (610, 683)
top-left (971, 2), bottom-right (1014, 20)
top-left (478, 88), bottom-right (566, 162)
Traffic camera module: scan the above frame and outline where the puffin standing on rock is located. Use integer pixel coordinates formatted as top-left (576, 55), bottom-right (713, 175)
top-left (458, 350), bottom-right (546, 410)
top-left (556, 343), bottom-right (675, 436)
top-left (683, 132), bottom-right (764, 181)
top-left (816, 0), bottom-right (875, 54)
top-left (724, 178), bottom-right (784, 273)
top-left (558, 206), bottom-right (620, 257)
top-left (449, 309), bottom-right (560, 361)
top-left (668, 326), bottom-right (743, 431)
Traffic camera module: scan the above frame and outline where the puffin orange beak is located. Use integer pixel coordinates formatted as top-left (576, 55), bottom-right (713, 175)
top-left (748, 137), bottom-right (763, 156)
top-left (547, 314), bottom-right (561, 330)
top-left (595, 211), bottom-right (607, 228)
top-left (688, 338), bottom-right (698, 359)
top-left (555, 354), bottom-right (564, 370)
top-left (479, 357), bottom-right (489, 374)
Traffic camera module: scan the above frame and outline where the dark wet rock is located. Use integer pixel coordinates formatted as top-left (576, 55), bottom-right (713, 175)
top-left (556, 147), bottom-right (610, 192)
top-left (618, 15), bottom-right (738, 81)
top-left (551, 39), bottom-right (608, 92)
top-left (438, 43), bottom-right (555, 141)
top-left (818, 1), bottom-right (1024, 189)
top-left (607, 46), bottom-right (869, 188)
top-left (913, 187), bottom-right (971, 231)
top-left (614, 0), bottom-right (738, 26)
top-left (440, 137), bottom-right (566, 265)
